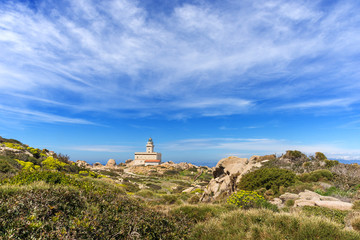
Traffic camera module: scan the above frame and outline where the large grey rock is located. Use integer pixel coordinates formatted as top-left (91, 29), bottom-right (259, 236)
top-left (270, 198), bottom-right (283, 206)
top-left (295, 200), bottom-right (316, 207)
top-left (93, 162), bottom-right (103, 168)
top-left (106, 159), bottom-right (116, 168)
top-left (76, 160), bottom-right (91, 168)
top-left (298, 190), bottom-right (321, 201)
top-left (279, 193), bottom-right (299, 201)
top-left (315, 201), bottom-right (353, 210)
top-left (200, 156), bottom-right (262, 202)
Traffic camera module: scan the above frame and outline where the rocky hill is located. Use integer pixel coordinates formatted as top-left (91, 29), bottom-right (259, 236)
top-left (2, 136), bottom-right (360, 239)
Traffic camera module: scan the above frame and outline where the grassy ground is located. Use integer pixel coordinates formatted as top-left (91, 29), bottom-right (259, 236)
top-left (189, 209), bottom-right (360, 240)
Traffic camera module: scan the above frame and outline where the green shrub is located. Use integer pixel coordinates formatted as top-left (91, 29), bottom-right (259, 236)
top-left (285, 199), bottom-right (295, 207)
top-left (315, 152), bottom-right (327, 161)
top-left (29, 148), bottom-right (41, 158)
top-left (78, 170), bottom-right (99, 178)
top-left (325, 159), bottom-right (339, 168)
top-left (1, 170), bottom-right (120, 194)
top-left (284, 150), bottom-right (307, 160)
top-left (227, 190), bottom-right (266, 209)
top-left (41, 156), bottom-right (68, 170)
top-left (3, 142), bottom-right (24, 150)
top-left (0, 184), bottom-right (191, 239)
top-left (299, 169), bottom-right (333, 182)
top-left (0, 156), bottom-right (21, 174)
top-left (238, 168), bottom-right (296, 195)
top-left (15, 159), bottom-right (40, 171)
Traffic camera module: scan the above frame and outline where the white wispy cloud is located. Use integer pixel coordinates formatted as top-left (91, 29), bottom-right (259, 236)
top-left (0, 0), bottom-right (359, 122)
top-left (0, 104), bottom-right (94, 125)
top-left (278, 98), bottom-right (358, 110)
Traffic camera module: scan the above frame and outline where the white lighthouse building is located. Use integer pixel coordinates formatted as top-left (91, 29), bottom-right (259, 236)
top-left (133, 138), bottom-right (162, 166)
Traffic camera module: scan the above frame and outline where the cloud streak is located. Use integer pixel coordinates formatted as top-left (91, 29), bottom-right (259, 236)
top-left (0, 0), bottom-right (359, 122)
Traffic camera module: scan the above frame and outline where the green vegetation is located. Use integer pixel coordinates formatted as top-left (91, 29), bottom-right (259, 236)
top-left (171, 204), bottom-right (236, 223)
top-left (3, 142), bottom-right (25, 150)
top-left (2, 137), bottom-right (360, 239)
top-left (238, 168), bottom-right (296, 195)
top-left (301, 206), bottom-right (350, 226)
top-left (0, 181), bottom-right (191, 239)
top-left (15, 159), bottom-right (40, 171)
top-left (325, 159), bottom-right (340, 168)
top-left (227, 190), bottom-right (266, 209)
top-left (0, 155), bottom-right (21, 174)
top-left (41, 156), bottom-right (68, 170)
top-left (190, 209), bottom-right (360, 240)
top-left (352, 201), bottom-right (360, 210)
top-left (315, 152), bottom-right (327, 161)
top-left (299, 169), bottom-right (333, 182)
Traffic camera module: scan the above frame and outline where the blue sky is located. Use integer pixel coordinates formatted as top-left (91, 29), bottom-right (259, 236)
top-left (1, 0), bottom-right (360, 166)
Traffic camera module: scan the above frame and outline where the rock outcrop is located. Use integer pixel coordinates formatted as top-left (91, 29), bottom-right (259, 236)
top-left (106, 159), bottom-right (116, 168)
top-left (273, 190), bottom-right (353, 210)
top-left (200, 156), bottom-right (263, 202)
top-left (93, 162), bottom-right (103, 168)
top-left (76, 160), bottom-right (91, 168)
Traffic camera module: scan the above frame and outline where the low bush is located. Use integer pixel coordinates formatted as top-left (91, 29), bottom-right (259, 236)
top-left (0, 156), bottom-right (21, 173)
top-left (1, 170), bottom-right (122, 194)
top-left (227, 190), bottom-right (278, 211)
top-left (3, 142), bottom-right (25, 150)
top-left (325, 159), bottom-right (340, 168)
top-left (0, 184), bottom-right (192, 239)
top-left (15, 159), bottom-right (40, 171)
top-left (238, 168), bottom-right (296, 195)
top-left (41, 156), bottom-right (68, 170)
top-left (315, 152), bottom-right (327, 161)
top-left (285, 199), bottom-right (295, 207)
top-left (299, 169), bottom-right (333, 182)
top-left (283, 150), bottom-right (307, 160)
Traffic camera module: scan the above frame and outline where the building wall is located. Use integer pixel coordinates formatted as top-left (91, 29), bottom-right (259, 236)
top-left (145, 162), bottom-right (160, 166)
top-left (134, 153), bottom-right (159, 160)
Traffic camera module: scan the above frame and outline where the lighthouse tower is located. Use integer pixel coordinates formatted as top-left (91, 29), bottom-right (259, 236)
top-left (146, 138), bottom-right (154, 153)
top-left (134, 138), bottom-right (162, 166)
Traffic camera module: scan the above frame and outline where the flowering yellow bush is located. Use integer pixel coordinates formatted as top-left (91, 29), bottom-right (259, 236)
top-left (41, 156), bottom-right (67, 170)
top-left (227, 190), bottom-right (266, 209)
top-left (15, 159), bottom-right (40, 171)
top-left (4, 142), bottom-right (24, 150)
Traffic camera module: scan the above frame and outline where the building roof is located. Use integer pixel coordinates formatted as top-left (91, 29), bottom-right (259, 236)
top-left (145, 159), bottom-right (161, 163)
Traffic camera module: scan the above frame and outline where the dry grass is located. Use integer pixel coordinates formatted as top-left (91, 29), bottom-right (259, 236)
top-left (189, 208), bottom-right (360, 240)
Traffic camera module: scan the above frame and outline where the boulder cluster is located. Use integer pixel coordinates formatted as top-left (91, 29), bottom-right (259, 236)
top-left (272, 190), bottom-right (353, 210)
top-left (75, 159), bottom-right (122, 169)
top-left (200, 156), bottom-right (265, 202)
